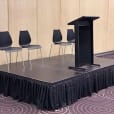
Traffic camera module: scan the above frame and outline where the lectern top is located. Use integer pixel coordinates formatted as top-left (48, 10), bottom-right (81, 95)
top-left (68, 16), bottom-right (99, 25)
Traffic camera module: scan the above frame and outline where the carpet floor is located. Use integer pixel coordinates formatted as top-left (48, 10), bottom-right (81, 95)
top-left (0, 86), bottom-right (114, 114)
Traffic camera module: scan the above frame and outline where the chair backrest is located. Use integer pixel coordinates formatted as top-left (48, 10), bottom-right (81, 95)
top-left (53, 29), bottom-right (62, 43)
top-left (67, 29), bottom-right (75, 41)
top-left (19, 30), bottom-right (31, 46)
top-left (0, 31), bottom-right (12, 48)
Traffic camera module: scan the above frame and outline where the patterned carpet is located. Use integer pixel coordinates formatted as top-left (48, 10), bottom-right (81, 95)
top-left (0, 86), bottom-right (114, 114)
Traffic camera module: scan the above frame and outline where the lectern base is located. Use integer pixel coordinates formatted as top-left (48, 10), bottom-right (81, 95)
top-left (69, 66), bottom-right (86, 72)
top-left (69, 64), bottom-right (100, 72)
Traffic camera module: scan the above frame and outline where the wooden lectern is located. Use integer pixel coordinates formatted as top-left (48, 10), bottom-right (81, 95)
top-left (68, 16), bottom-right (100, 71)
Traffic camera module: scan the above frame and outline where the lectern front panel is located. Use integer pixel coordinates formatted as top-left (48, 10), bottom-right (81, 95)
top-left (77, 25), bottom-right (92, 66)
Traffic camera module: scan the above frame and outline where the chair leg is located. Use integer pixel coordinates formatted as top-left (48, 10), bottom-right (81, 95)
top-left (36, 48), bottom-right (39, 58)
top-left (28, 49), bottom-right (32, 69)
top-left (16, 51), bottom-right (18, 64)
top-left (70, 44), bottom-right (73, 54)
top-left (28, 48), bottom-right (30, 61)
top-left (9, 51), bottom-right (11, 64)
top-left (72, 44), bottom-right (74, 54)
top-left (64, 45), bottom-right (66, 55)
top-left (5, 51), bottom-right (9, 72)
top-left (20, 50), bottom-right (25, 68)
top-left (40, 48), bottom-right (43, 59)
top-left (59, 45), bottom-right (61, 56)
top-left (49, 44), bottom-right (53, 58)
top-left (62, 46), bottom-right (64, 55)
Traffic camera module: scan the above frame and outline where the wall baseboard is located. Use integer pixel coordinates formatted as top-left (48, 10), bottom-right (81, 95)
top-left (95, 50), bottom-right (114, 56)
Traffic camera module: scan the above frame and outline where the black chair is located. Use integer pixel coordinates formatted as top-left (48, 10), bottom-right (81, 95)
top-left (67, 29), bottom-right (75, 43)
top-left (49, 29), bottom-right (74, 57)
top-left (19, 30), bottom-right (42, 65)
top-left (0, 31), bottom-right (24, 71)
top-left (52, 29), bottom-right (62, 44)
top-left (49, 29), bottom-right (65, 57)
top-left (67, 29), bottom-right (75, 54)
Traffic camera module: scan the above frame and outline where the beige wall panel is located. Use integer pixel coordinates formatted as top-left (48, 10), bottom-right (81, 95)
top-left (8, 0), bottom-right (37, 61)
top-left (107, 0), bottom-right (114, 51)
top-left (60, 0), bottom-right (79, 54)
top-left (38, 0), bottom-right (61, 57)
top-left (0, 0), bottom-right (8, 31)
top-left (0, 0), bottom-right (8, 65)
top-left (61, 0), bottom-right (80, 39)
top-left (0, 0), bottom-right (113, 65)
top-left (80, 0), bottom-right (108, 53)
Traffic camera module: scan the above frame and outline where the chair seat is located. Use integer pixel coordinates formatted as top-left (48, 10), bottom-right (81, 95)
top-left (22, 44), bottom-right (42, 50)
top-left (68, 40), bottom-right (75, 43)
top-left (5, 47), bottom-right (22, 52)
top-left (55, 41), bottom-right (72, 46)
top-left (28, 45), bottom-right (42, 50)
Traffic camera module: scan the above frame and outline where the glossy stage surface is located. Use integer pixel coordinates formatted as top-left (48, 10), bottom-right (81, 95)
top-left (0, 54), bottom-right (113, 83)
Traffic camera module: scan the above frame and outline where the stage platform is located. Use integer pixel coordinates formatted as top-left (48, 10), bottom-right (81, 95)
top-left (0, 54), bottom-right (114, 110)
